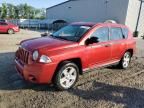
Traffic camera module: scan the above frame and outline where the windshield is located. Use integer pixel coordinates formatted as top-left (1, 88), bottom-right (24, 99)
top-left (52, 25), bottom-right (91, 42)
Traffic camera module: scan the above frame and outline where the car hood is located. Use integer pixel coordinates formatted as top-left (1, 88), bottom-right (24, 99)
top-left (21, 36), bottom-right (77, 51)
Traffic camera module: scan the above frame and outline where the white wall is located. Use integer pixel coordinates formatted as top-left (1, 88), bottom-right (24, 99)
top-left (125, 0), bottom-right (140, 32)
top-left (46, 0), bottom-right (129, 24)
top-left (138, 3), bottom-right (144, 37)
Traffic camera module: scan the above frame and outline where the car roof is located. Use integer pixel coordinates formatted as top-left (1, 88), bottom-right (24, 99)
top-left (104, 23), bottom-right (128, 28)
top-left (71, 22), bottom-right (96, 27)
top-left (71, 22), bottom-right (128, 28)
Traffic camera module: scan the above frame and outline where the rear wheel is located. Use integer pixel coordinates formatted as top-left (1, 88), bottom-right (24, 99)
top-left (8, 29), bottom-right (14, 34)
top-left (54, 62), bottom-right (79, 90)
top-left (119, 52), bottom-right (132, 69)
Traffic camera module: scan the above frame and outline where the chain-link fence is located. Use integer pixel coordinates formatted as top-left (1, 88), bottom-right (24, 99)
top-left (8, 19), bottom-right (68, 31)
top-left (17, 23), bottom-right (67, 31)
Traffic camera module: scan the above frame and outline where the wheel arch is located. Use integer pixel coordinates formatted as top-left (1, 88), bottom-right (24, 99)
top-left (52, 58), bottom-right (83, 82)
top-left (125, 49), bottom-right (134, 57)
top-left (7, 28), bottom-right (14, 33)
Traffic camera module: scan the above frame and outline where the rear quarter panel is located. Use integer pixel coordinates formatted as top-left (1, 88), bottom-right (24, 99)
top-left (127, 28), bottom-right (136, 54)
top-left (126, 38), bottom-right (136, 55)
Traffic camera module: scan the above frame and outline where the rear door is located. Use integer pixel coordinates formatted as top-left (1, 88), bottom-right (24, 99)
top-left (110, 27), bottom-right (127, 60)
top-left (0, 22), bottom-right (9, 33)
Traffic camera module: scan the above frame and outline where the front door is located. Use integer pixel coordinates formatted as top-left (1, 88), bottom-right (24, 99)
top-left (86, 27), bottom-right (111, 67)
top-left (0, 22), bottom-right (8, 33)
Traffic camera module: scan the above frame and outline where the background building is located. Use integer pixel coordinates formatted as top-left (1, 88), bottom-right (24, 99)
top-left (46, 0), bottom-right (144, 37)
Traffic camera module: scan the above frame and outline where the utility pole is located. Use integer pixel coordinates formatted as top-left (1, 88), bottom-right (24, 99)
top-left (105, 0), bottom-right (109, 19)
top-left (134, 0), bottom-right (144, 37)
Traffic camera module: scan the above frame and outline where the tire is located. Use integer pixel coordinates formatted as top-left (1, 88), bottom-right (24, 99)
top-left (54, 61), bottom-right (79, 90)
top-left (118, 52), bottom-right (132, 69)
top-left (8, 29), bottom-right (14, 34)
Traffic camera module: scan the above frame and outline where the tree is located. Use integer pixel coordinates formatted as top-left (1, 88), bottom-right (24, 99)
top-left (0, 7), bottom-right (2, 18)
top-left (27, 6), bottom-right (35, 19)
top-left (14, 6), bottom-right (19, 19)
top-left (1, 3), bottom-right (7, 19)
top-left (35, 8), bottom-right (46, 19)
top-left (0, 3), bottom-right (46, 19)
top-left (17, 4), bottom-right (25, 18)
top-left (7, 4), bottom-right (15, 19)
top-left (23, 3), bottom-right (30, 18)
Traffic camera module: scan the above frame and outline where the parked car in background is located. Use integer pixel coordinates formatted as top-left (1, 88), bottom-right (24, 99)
top-left (15, 22), bottom-right (136, 90)
top-left (0, 22), bottom-right (19, 34)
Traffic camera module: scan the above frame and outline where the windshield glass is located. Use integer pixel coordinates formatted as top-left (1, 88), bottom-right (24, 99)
top-left (52, 25), bottom-right (91, 42)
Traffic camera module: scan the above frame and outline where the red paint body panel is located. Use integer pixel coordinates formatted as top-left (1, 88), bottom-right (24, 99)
top-left (15, 22), bottom-right (136, 84)
top-left (15, 59), bottom-right (57, 83)
top-left (0, 22), bottom-right (19, 33)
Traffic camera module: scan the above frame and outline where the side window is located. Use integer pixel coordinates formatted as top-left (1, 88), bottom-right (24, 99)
top-left (0, 22), bottom-right (8, 26)
top-left (90, 27), bottom-right (109, 42)
top-left (122, 28), bottom-right (128, 39)
top-left (110, 27), bottom-right (123, 40)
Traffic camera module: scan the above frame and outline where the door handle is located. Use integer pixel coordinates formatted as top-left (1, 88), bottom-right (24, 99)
top-left (91, 43), bottom-right (112, 48)
top-left (121, 43), bottom-right (125, 45)
top-left (103, 44), bottom-right (111, 47)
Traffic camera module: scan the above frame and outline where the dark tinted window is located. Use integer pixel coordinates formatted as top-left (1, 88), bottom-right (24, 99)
top-left (0, 22), bottom-right (8, 25)
top-left (110, 28), bottom-right (123, 40)
top-left (122, 28), bottom-right (128, 38)
top-left (90, 27), bottom-right (109, 42)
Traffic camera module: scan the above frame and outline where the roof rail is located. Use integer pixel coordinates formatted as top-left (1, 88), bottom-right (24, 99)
top-left (104, 20), bottom-right (117, 23)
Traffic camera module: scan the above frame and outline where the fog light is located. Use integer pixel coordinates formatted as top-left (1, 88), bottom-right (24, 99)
top-left (29, 75), bottom-right (36, 82)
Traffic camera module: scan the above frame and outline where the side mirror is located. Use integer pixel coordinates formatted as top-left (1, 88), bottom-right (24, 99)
top-left (85, 37), bottom-right (99, 45)
top-left (41, 32), bottom-right (52, 37)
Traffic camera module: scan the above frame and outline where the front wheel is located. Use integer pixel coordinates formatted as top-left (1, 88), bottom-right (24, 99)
top-left (119, 52), bottom-right (132, 69)
top-left (54, 62), bottom-right (79, 90)
top-left (8, 29), bottom-right (14, 34)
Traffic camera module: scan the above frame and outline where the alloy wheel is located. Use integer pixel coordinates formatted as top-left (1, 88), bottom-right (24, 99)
top-left (60, 66), bottom-right (77, 89)
top-left (122, 52), bottom-right (131, 68)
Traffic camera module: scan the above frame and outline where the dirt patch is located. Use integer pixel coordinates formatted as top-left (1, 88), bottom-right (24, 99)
top-left (0, 30), bottom-right (144, 108)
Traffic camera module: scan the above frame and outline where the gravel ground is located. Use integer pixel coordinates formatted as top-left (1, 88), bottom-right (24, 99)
top-left (0, 30), bottom-right (144, 108)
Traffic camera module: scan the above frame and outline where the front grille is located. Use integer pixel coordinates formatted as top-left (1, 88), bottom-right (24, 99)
top-left (16, 47), bottom-right (29, 64)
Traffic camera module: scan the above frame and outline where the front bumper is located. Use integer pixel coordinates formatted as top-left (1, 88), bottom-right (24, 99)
top-left (15, 59), bottom-right (57, 84)
top-left (13, 27), bottom-right (20, 32)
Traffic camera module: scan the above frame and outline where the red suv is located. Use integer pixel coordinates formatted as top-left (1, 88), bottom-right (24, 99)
top-left (0, 22), bottom-right (19, 34)
top-left (15, 22), bottom-right (136, 90)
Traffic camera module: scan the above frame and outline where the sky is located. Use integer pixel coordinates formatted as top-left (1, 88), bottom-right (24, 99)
top-left (0, 0), bottom-right (68, 9)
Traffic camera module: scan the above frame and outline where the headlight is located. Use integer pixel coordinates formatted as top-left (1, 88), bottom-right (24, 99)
top-left (39, 55), bottom-right (52, 63)
top-left (32, 50), bottom-right (39, 61)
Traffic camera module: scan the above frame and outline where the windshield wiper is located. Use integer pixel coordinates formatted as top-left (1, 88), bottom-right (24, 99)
top-left (54, 36), bottom-right (67, 40)
top-left (50, 34), bottom-right (54, 37)
top-left (51, 35), bottom-right (75, 42)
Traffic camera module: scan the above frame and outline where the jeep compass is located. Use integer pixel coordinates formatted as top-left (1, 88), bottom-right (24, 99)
top-left (15, 22), bottom-right (136, 90)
